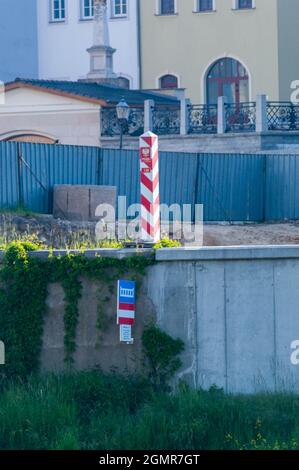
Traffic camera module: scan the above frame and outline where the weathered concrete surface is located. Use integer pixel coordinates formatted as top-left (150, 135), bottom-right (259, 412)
top-left (41, 275), bottom-right (156, 374)
top-left (152, 247), bottom-right (299, 394)
top-left (53, 185), bottom-right (116, 222)
top-left (101, 132), bottom-right (299, 153)
top-left (6, 246), bottom-right (299, 394)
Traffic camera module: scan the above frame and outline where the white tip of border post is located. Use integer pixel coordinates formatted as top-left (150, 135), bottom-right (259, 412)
top-left (140, 131), bottom-right (158, 138)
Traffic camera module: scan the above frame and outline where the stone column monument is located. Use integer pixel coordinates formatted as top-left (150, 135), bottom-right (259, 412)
top-left (86, 0), bottom-right (118, 84)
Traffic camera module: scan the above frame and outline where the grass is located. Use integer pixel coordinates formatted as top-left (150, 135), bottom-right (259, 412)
top-left (0, 232), bottom-right (125, 251)
top-left (0, 372), bottom-right (299, 450)
top-left (0, 210), bottom-right (182, 251)
top-left (0, 206), bottom-right (37, 217)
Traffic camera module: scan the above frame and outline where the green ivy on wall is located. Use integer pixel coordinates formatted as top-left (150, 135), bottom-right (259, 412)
top-left (0, 241), bottom-right (154, 378)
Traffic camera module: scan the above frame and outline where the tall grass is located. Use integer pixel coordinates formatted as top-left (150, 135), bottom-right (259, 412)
top-left (0, 372), bottom-right (299, 450)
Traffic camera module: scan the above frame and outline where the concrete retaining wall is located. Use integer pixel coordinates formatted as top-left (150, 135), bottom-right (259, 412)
top-left (101, 132), bottom-right (299, 153)
top-left (153, 246), bottom-right (299, 394)
top-left (4, 245), bottom-right (299, 394)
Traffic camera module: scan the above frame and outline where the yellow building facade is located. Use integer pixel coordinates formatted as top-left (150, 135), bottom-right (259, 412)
top-left (140, 0), bottom-right (299, 104)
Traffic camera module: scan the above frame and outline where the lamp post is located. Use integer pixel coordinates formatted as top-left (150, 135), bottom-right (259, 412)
top-left (116, 98), bottom-right (130, 149)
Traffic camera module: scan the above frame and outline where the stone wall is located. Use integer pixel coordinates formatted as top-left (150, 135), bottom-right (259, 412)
top-left (101, 132), bottom-right (299, 153)
top-left (4, 245), bottom-right (299, 394)
top-left (42, 275), bottom-right (156, 374)
top-left (38, 246), bottom-right (299, 393)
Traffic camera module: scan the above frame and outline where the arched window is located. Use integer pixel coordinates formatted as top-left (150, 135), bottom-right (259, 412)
top-left (4, 134), bottom-right (57, 144)
top-left (159, 74), bottom-right (178, 89)
top-left (206, 58), bottom-right (249, 104)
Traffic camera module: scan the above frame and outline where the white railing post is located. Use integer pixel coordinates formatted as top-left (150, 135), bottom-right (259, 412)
top-left (256, 94), bottom-right (268, 132)
top-left (144, 99), bottom-right (154, 133)
top-left (217, 96), bottom-right (227, 134)
top-left (180, 98), bottom-right (191, 135)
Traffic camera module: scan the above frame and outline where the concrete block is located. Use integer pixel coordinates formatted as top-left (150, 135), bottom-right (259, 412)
top-left (274, 260), bottom-right (299, 391)
top-left (53, 185), bottom-right (116, 222)
top-left (89, 185), bottom-right (116, 222)
top-left (67, 187), bottom-right (90, 221)
top-left (196, 261), bottom-right (227, 391)
top-left (225, 260), bottom-right (275, 393)
top-left (149, 262), bottom-right (198, 388)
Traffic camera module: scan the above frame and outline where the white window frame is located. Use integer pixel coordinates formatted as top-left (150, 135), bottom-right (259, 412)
top-left (81, 0), bottom-right (94, 20)
top-left (50, 0), bottom-right (66, 22)
top-left (193, 0), bottom-right (216, 13)
top-left (111, 0), bottom-right (128, 18)
top-left (232, 0), bottom-right (255, 10)
top-left (156, 0), bottom-right (178, 16)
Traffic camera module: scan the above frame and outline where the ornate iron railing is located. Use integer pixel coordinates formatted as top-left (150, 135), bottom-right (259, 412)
top-left (152, 106), bottom-right (180, 135)
top-left (225, 102), bottom-right (256, 133)
top-left (101, 101), bottom-right (299, 138)
top-left (267, 102), bottom-right (299, 131)
top-left (187, 104), bottom-right (218, 134)
top-left (101, 107), bottom-right (144, 137)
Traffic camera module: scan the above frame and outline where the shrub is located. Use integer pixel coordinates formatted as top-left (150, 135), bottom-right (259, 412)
top-left (154, 238), bottom-right (182, 250)
top-left (142, 325), bottom-right (184, 391)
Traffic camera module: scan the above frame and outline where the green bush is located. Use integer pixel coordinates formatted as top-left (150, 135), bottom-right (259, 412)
top-left (142, 325), bottom-right (184, 391)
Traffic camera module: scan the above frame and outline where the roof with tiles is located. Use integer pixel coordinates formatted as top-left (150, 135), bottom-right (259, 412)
top-left (5, 78), bottom-right (179, 106)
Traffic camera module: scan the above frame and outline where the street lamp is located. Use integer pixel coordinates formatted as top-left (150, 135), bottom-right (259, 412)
top-left (116, 98), bottom-right (130, 149)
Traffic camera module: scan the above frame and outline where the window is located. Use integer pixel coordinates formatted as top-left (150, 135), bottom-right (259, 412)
top-left (112, 0), bottom-right (127, 17)
top-left (160, 0), bottom-right (176, 15)
top-left (160, 74), bottom-right (178, 89)
top-left (81, 0), bottom-right (94, 19)
top-left (237, 0), bottom-right (253, 9)
top-left (197, 0), bottom-right (214, 12)
top-left (50, 0), bottom-right (66, 22)
top-left (206, 58), bottom-right (249, 104)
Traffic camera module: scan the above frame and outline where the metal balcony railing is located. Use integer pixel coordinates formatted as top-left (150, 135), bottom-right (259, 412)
top-left (187, 104), bottom-right (218, 134)
top-left (225, 102), bottom-right (256, 133)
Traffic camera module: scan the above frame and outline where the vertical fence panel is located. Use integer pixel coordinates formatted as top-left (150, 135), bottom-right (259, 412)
top-left (0, 142), bottom-right (19, 209)
top-left (20, 143), bottom-right (50, 213)
top-left (159, 152), bottom-right (198, 220)
top-left (101, 148), bottom-right (140, 211)
top-left (20, 143), bottom-right (100, 213)
top-left (197, 153), bottom-right (265, 222)
top-left (265, 154), bottom-right (299, 221)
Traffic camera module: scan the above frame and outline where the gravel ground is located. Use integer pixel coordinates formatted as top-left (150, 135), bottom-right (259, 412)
top-left (202, 222), bottom-right (299, 246)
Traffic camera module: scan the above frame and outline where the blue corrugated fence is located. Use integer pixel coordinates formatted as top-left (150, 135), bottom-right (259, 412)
top-left (0, 141), bottom-right (299, 222)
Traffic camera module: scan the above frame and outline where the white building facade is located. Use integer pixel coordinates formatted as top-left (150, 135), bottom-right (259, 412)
top-left (37, 0), bottom-right (140, 88)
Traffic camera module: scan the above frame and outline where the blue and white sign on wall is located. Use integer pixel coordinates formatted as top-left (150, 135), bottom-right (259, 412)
top-left (118, 280), bottom-right (136, 306)
top-left (117, 280), bottom-right (136, 344)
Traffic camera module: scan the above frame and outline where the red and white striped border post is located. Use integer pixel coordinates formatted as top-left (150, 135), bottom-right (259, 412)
top-left (140, 131), bottom-right (161, 243)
